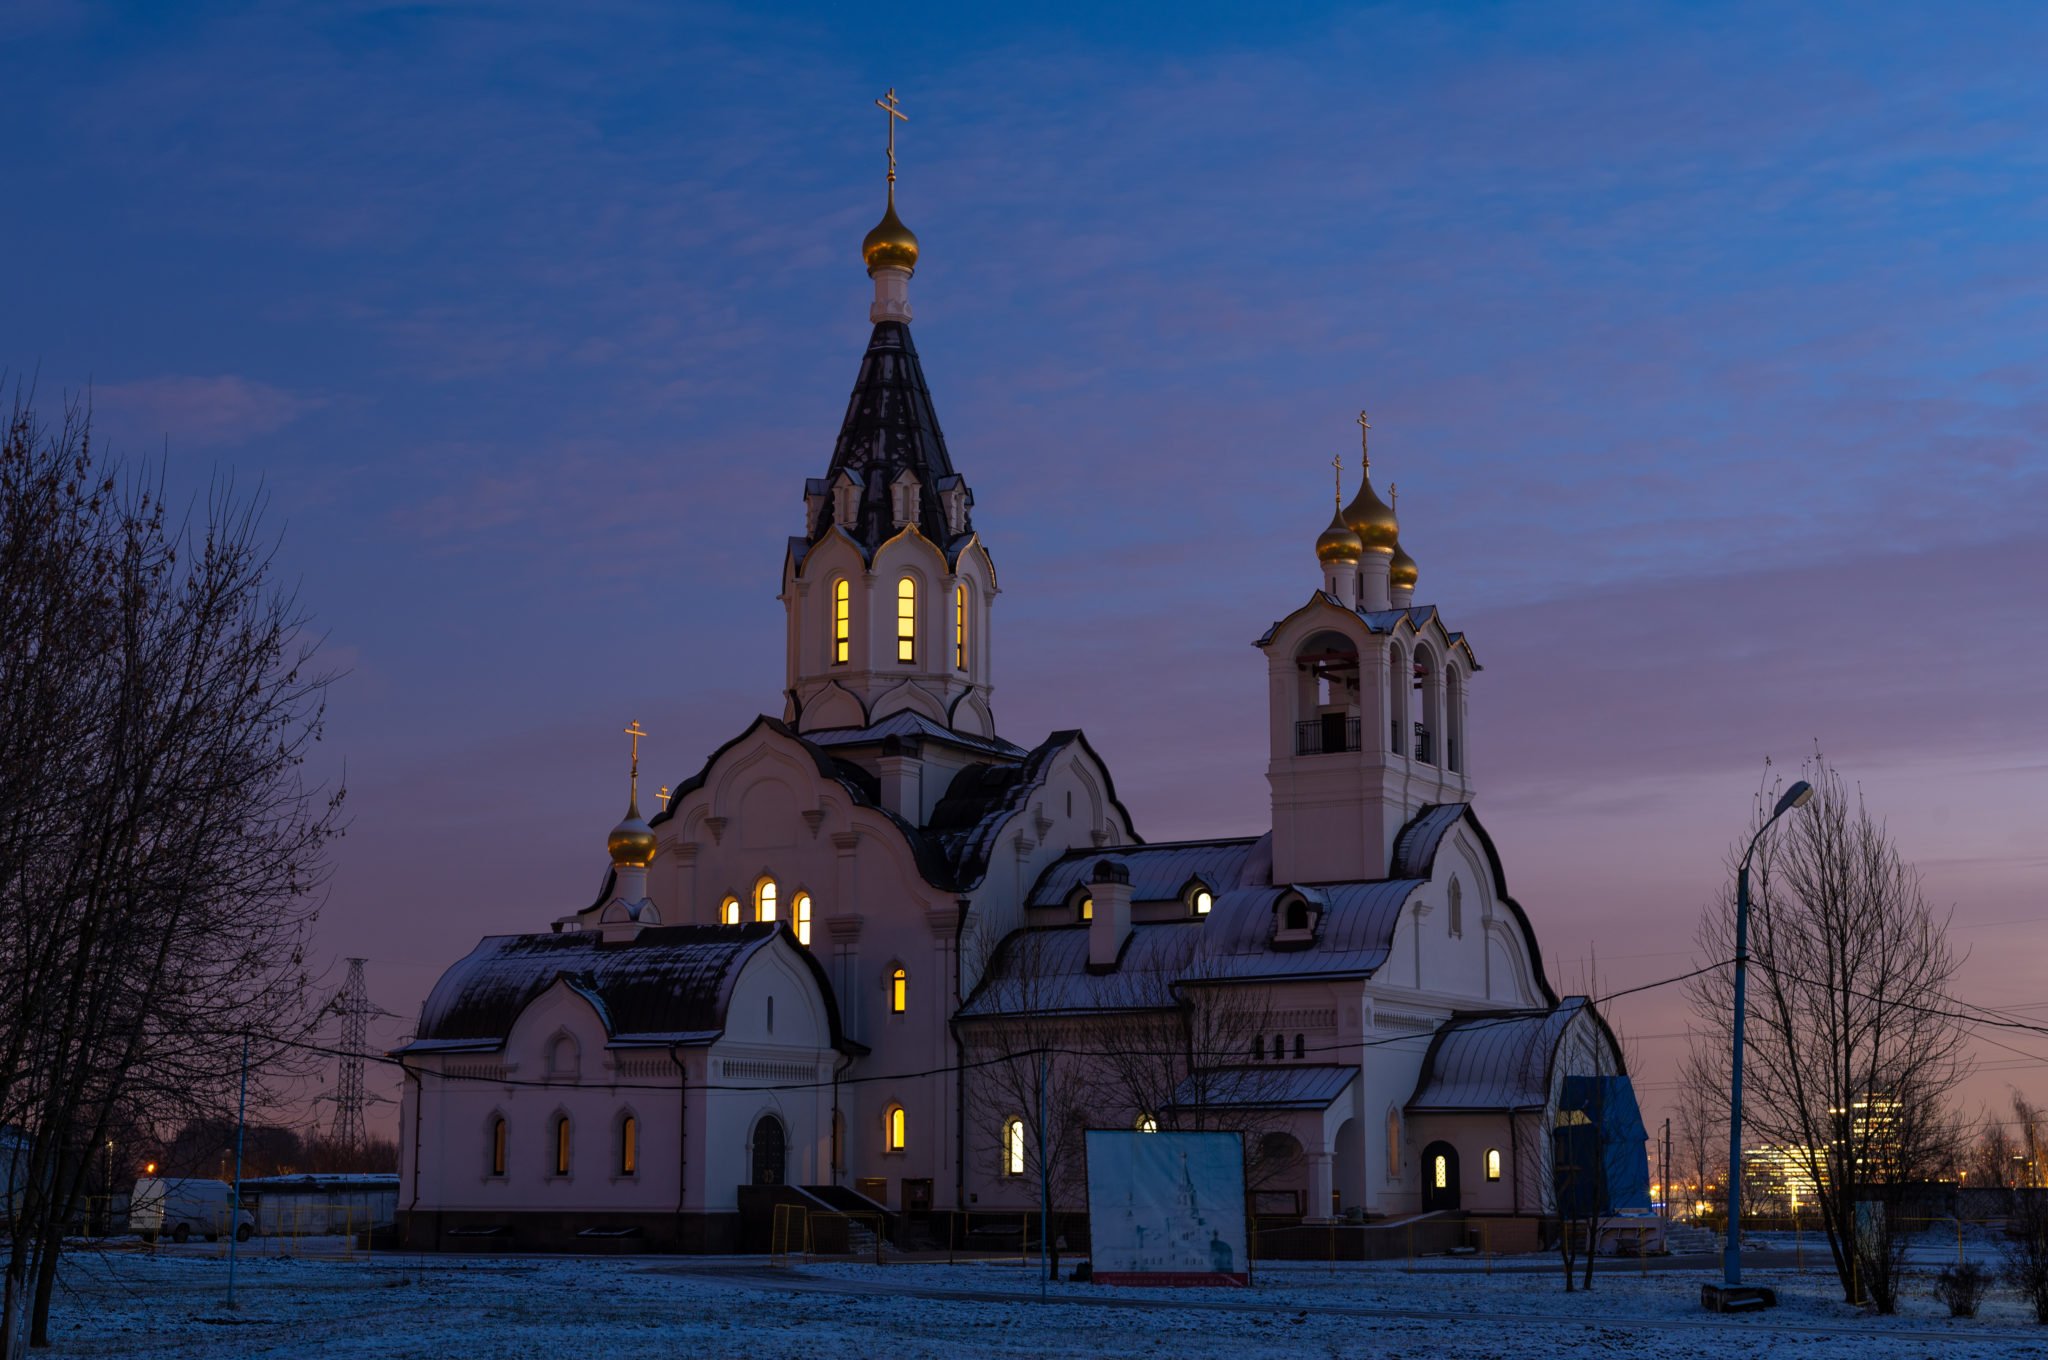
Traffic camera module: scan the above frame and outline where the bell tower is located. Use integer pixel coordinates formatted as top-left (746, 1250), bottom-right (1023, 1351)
top-left (1260, 414), bottom-right (1477, 884)
top-left (778, 91), bottom-right (1001, 740)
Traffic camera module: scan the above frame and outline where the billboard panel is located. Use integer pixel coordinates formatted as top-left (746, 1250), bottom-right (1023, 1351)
top-left (1084, 1129), bottom-right (1247, 1286)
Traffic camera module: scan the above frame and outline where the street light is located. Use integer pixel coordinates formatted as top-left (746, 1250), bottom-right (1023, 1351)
top-left (1717, 778), bottom-right (1813, 1306)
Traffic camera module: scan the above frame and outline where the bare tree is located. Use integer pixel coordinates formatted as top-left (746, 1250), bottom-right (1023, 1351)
top-left (1688, 756), bottom-right (1969, 1313)
top-left (958, 930), bottom-right (1101, 1277)
top-left (1673, 1045), bottom-right (1727, 1224)
top-left (0, 392), bottom-right (340, 1350)
top-left (1986, 1095), bottom-right (2048, 1324)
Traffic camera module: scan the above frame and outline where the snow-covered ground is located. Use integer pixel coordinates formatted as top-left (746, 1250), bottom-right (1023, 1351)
top-left (39, 1247), bottom-right (2048, 1358)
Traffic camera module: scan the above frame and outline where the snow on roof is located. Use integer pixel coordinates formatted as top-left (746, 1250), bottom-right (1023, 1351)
top-left (396, 924), bottom-right (848, 1055)
top-left (1405, 998), bottom-right (1593, 1112)
top-left (1027, 838), bottom-right (1263, 908)
top-left (1192, 879), bottom-right (1424, 983)
top-left (1165, 1065), bottom-right (1358, 1112)
top-left (803, 710), bottom-right (1029, 760)
top-left (957, 923), bottom-right (1196, 1017)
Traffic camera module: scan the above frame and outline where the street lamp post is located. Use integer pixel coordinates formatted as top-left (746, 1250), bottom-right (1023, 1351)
top-left (1719, 779), bottom-right (1814, 1302)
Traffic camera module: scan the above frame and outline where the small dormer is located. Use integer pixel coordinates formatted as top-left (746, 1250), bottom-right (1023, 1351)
top-left (830, 470), bottom-right (863, 531)
top-left (1272, 890), bottom-right (1321, 949)
top-left (890, 469), bottom-right (921, 528)
top-left (1180, 877), bottom-right (1216, 919)
top-left (937, 474), bottom-right (971, 537)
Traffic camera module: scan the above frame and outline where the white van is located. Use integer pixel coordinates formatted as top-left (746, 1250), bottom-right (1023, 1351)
top-left (129, 1178), bottom-right (254, 1243)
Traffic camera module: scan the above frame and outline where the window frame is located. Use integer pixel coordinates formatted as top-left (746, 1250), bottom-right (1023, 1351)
top-left (755, 877), bottom-right (778, 924)
top-left (895, 576), bottom-right (917, 664)
top-left (489, 1115), bottom-right (507, 1178)
top-left (885, 1104), bottom-right (907, 1153)
top-left (1485, 1148), bottom-right (1502, 1182)
top-left (793, 891), bottom-right (812, 947)
top-left (889, 966), bottom-right (907, 1014)
top-left (832, 578), bottom-right (851, 665)
top-left (721, 896), bottom-right (740, 926)
top-left (954, 581), bottom-right (968, 670)
top-left (619, 1114), bottom-right (639, 1177)
top-left (551, 1114), bottom-right (572, 1178)
top-left (1002, 1117), bottom-right (1025, 1177)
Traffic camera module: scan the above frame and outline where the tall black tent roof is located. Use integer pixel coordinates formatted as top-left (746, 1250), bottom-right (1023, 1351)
top-left (808, 320), bottom-right (970, 552)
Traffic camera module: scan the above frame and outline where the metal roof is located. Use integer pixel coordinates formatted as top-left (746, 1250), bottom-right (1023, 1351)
top-left (811, 320), bottom-right (969, 555)
top-left (398, 924), bottom-right (850, 1055)
top-left (804, 710), bottom-right (1029, 760)
top-left (957, 923), bottom-right (1196, 1017)
top-left (1165, 1065), bottom-right (1358, 1112)
top-left (1404, 997), bottom-right (1592, 1111)
top-left (1192, 878), bottom-right (1425, 983)
top-left (1027, 838), bottom-right (1263, 907)
top-left (1388, 802), bottom-right (1469, 878)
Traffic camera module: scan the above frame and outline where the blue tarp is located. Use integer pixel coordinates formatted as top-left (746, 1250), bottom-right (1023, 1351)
top-left (1553, 1076), bottom-right (1651, 1216)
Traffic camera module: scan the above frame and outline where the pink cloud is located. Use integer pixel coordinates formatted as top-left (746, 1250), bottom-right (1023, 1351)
top-left (94, 374), bottom-right (320, 448)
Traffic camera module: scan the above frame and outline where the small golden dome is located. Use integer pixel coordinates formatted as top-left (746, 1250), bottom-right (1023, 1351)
top-left (607, 797), bottom-right (657, 870)
top-left (1316, 507), bottom-right (1364, 564)
top-left (1389, 540), bottom-right (1418, 590)
top-left (862, 192), bottom-right (919, 276)
top-left (1342, 470), bottom-right (1399, 553)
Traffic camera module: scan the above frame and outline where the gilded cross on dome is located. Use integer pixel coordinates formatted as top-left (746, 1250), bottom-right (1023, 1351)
top-left (623, 719), bottom-right (647, 782)
top-left (876, 87), bottom-right (909, 185)
top-left (1331, 452), bottom-right (1343, 508)
top-left (1357, 410), bottom-right (1371, 469)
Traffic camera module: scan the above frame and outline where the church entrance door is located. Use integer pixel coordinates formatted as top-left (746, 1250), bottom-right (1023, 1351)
top-left (1421, 1141), bottom-right (1459, 1212)
top-left (751, 1115), bottom-right (786, 1186)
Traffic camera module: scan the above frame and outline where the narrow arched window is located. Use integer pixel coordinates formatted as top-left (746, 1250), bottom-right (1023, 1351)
top-left (1192, 888), bottom-right (1213, 916)
top-left (721, 896), bottom-right (740, 926)
top-left (794, 892), bottom-right (812, 947)
top-left (1003, 1118), bottom-right (1025, 1176)
top-left (1251, 1035), bottom-right (1263, 1061)
top-left (1448, 877), bottom-right (1463, 938)
top-left (1272, 1035), bottom-right (1285, 1060)
top-left (1079, 896), bottom-right (1093, 922)
top-left (1285, 900), bottom-right (1309, 931)
top-left (489, 1117), bottom-right (507, 1177)
top-left (1485, 1148), bottom-right (1502, 1182)
top-left (896, 577), bottom-right (916, 663)
top-left (885, 1105), bottom-right (907, 1152)
top-left (890, 967), bottom-right (907, 1014)
top-left (767, 995), bottom-right (775, 1034)
top-left (619, 1116), bottom-right (638, 1176)
top-left (553, 1116), bottom-right (571, 1176)
top-left (1294, 1034), bottom-right (1305, 1059)
top-left (1385, 1109), bottom-right (1403, 1179)
top-left (954, 582), bottom-right (968, 670)
top-left (1434, 1153), bottom-right (1449, 1190)
top-left (832, 578), bottom-right (851, 665)
top-left (756, 878), bottom-right (777, 923)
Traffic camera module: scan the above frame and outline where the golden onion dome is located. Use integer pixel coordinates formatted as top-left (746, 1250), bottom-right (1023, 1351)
top-left (1342, 469), bottom-right (1399, 553)
top-left (862, 192), bottom-right (919, 276)
top-left (1389, 540), bottom-right (1418, 590)
top-left (1316, 507), bottom-right (1364, 564)
top-left (607, 798), bottom-right (658, 870)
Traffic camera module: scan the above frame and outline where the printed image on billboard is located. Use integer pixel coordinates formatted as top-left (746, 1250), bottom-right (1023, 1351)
top-left (1083, 1129), bottom-right (1247, 1286)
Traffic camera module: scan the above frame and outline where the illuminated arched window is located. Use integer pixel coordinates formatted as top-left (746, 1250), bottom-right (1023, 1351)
top-left (895, 577), bottom-right (917, 663)
top-left (890, 966), bottom-right (907, 1014)
top-left (1192, 888), bottom-right (1213, 916)
top-left (832, 578), bottom-right (851, 665)
top-left (489, 1116), bottom-right (507, 1177)
top-left (619, 1115), bottom-right (638, 1176)
top-left (756, 879), bottom-right (778, 923)
top-left (954, 582), bottom-right (968, 670)
top-left (552, 1115), bottom-right (572, 1177)
top-left (1485, 1148), bottom-right (1502, 1182)
top-left (1079, 896), bottom-right (1093, 922)
top-left (721, 897), bottom-right (740, 926)
top-left (1385, 1108), bottom-right (1403, 1179)
top-left (1136, 1113), bottom-right (1158, 1134)
top-left (1433, 1152), bottom-right (1449, 1190)
top-left (885, 1105), bottom-right (907, 1152)
top-left (794, 892), bottom-right (812, 947)
top-left (1003, 1118), bottom-right (1025, 1176)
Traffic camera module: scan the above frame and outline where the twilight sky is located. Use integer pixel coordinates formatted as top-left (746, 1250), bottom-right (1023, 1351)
top-left (6, 0), bottom-right (2046, 1149)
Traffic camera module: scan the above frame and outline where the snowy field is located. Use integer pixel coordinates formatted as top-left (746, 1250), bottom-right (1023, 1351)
top-left (39, 1246), bottom-right (2048, 1358)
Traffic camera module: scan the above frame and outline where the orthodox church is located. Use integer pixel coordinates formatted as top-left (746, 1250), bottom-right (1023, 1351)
top-left (395, 124), bottom-right (1626, 1253)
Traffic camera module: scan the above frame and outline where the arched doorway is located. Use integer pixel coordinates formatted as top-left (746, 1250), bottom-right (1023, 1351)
top-left (751, 1114), bottom-right (786, 1186)
top-left (1421, 1141), bottom-right (1459, 1211)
